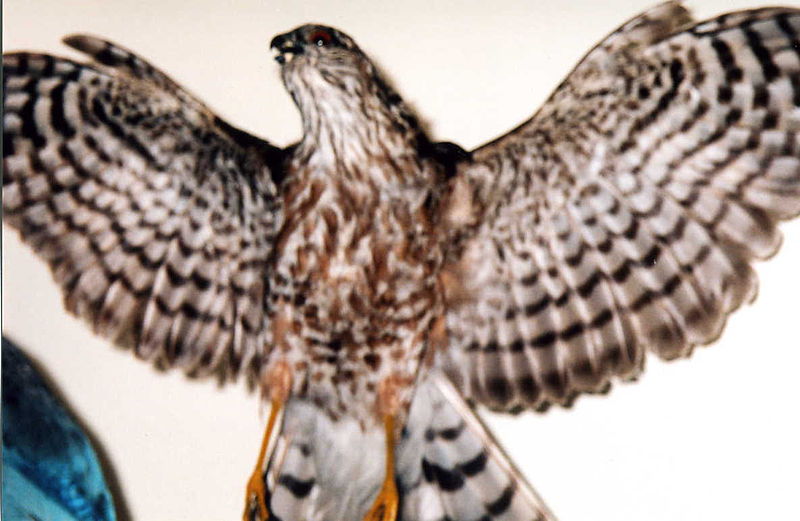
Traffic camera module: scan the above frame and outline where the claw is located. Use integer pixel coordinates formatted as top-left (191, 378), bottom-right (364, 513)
top-left (363, 471), bottom-right (399, 521)
top-left (243, 474), bottom-right (267, 521)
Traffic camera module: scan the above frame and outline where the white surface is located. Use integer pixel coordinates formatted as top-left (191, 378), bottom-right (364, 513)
top-left (3, 1), bottom-right (800, 520)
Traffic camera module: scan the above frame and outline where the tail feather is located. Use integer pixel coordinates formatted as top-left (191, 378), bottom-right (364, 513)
top-left (261, 374), bottom-right (555, 521)
top-left (266, 438), bottom-right (317, 520)
top-left (263, 415), bottom-right (319, 521)
top-left (399, 375), bottom-right (555, 521)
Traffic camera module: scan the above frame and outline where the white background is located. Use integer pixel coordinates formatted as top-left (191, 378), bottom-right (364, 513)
top-left (3, 1), bottom-right (800, 520)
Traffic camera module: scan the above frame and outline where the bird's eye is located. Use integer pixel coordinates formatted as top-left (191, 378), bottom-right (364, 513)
top-left (308, 29), bottom-right (333, 47)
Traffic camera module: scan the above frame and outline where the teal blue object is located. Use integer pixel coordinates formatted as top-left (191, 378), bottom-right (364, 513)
top-left (2, 338), bottom-right (117, 521)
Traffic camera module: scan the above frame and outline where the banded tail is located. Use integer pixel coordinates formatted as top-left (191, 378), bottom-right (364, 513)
top-left (259, 374), bottom-right (555, 521)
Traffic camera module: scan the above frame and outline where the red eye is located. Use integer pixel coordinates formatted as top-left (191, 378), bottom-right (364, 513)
top-left (308, 29), bottom-right (333, 47)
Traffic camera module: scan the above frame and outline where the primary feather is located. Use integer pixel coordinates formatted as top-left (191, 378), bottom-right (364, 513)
top-left (3, 38), bottom-right (283, 381)
top-left (440, 3), bottom-right (800, 411)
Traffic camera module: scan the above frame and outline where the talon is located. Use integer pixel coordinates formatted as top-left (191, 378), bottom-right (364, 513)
top-left (244, 469), bottom-right (269, 521)
top-left (363, 469), bottom-right (399, 521)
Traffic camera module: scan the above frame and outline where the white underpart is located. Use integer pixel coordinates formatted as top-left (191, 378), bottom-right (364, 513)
top-left (282, 400), bottom-right (387, 520)
top-left (275, 377), bottom-right (446, 520)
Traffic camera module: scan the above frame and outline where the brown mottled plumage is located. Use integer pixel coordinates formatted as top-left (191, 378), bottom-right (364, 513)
top-left (268, 26), bottom-right (445, 427)
top-left (3, 3), bottom-right (800, 520)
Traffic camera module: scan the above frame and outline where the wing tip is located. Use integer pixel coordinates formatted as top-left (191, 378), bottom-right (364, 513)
top-left (617, 0), bottom-right (694, 45)
top-left (62, 33), bottom-right (105, 54)
top-left (62, 33), bottom-right (138, 71)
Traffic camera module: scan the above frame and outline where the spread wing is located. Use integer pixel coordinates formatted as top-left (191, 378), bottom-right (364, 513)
top-left (3, 35), bottom-right (287, 381)
top-left (439, 3), bottom-right (800, 411)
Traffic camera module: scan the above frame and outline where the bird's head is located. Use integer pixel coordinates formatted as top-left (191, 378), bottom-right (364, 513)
top-left (270, 24), bottom-right (423, 156)
top-left (270, 25), bottom-right (360, 67)
top-left (270, 25), bottom-right (372, 102)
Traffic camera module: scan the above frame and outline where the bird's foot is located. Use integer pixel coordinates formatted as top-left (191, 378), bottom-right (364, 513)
top-left (241, 361), bottom-right (292, 521)
top-left (243, 471), bottom-right (269, 521)
top-left (363, 474), bottom-right (399, 521)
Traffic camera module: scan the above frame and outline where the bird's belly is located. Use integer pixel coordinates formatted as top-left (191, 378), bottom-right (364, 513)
top-left (271, 215), bottom-right (443, 426)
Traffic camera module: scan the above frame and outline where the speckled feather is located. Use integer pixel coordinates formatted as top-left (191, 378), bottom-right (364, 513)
top-left (267, 27), bottom-right (446, 427)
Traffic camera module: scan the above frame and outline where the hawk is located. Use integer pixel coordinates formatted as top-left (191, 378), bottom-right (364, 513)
top-left (4, 2), bottom-right (800, 520)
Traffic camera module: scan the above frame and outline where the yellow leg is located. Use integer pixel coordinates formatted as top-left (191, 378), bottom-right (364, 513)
top-left (363, 414), bottom-right (399, 521)
top-left (243, 361), bottom-right (292, 521)
top-left (243, 398), bottom-right (281, 521)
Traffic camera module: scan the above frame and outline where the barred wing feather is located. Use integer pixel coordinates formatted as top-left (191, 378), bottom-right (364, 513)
top-left (441, 3), bottom-right (800, 411)
top-left (2, 35), bottom-right (287, 380)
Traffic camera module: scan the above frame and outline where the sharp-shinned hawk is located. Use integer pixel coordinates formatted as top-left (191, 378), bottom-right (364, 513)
top-left (4, 2), bottom-right (800, 520)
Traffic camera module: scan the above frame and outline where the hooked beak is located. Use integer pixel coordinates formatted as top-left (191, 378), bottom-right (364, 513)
top-left (270, 33), bottom-right (304, 64)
